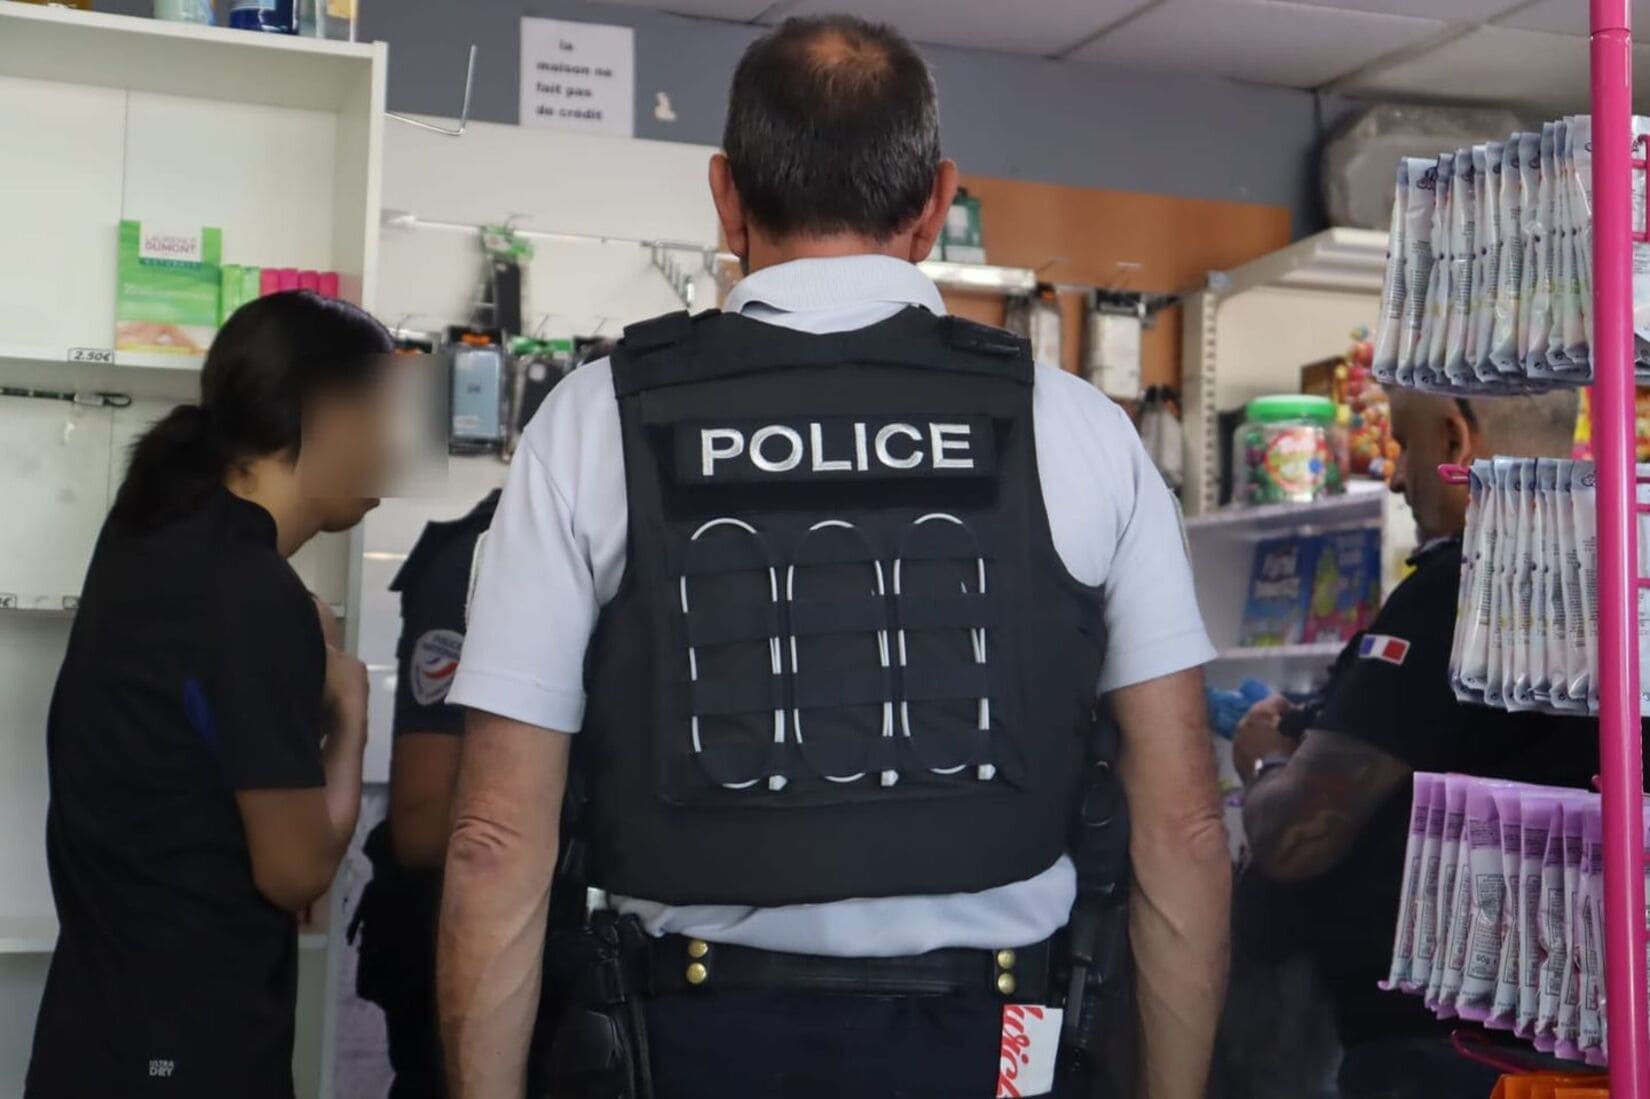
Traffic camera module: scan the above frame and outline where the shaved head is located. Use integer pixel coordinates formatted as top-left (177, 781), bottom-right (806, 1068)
top-left (1387, 388), bottom-right (1578, 540)
top-left (1462, 391), bottom-right (1579, 458)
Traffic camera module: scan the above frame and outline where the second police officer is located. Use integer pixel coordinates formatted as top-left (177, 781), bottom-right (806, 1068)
top-left (439, 15), bottom-right (1232, 1099)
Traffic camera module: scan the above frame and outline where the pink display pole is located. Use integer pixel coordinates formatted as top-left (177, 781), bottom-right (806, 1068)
top-left (1591, 0), bottom-right (1650, 1092)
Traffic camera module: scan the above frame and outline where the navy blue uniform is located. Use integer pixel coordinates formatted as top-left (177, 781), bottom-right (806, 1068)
top-left (354, 492), bottom-right (497, 1099)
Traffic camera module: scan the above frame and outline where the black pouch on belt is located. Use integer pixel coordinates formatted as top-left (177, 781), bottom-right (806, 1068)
top-left (537, 913), bottom-right (654, 1099)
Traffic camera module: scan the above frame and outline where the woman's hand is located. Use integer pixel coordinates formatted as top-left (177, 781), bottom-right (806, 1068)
top-left (315, 598), bottom-right (367, 741)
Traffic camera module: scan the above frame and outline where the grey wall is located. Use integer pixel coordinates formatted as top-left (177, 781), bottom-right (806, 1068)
top-left (366, 0), bottom-right (1341, 233)
top-left (109, 0), bottom-right (1351, 233)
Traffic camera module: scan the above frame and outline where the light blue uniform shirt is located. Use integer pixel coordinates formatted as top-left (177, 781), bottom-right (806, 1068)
top-left (451, 255), bottom-right (1213, 956)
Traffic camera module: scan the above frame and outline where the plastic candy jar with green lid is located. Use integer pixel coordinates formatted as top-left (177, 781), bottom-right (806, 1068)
top-left (1234, 395), bottom-right (1346, 506)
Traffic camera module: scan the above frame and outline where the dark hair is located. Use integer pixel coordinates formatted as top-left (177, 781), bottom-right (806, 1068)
top-left (722, 15), bottom-right (942, 241)
top-left (111, 291), bottom-right (393, 529)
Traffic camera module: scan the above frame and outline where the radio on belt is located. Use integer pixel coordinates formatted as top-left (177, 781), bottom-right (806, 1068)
top-left (675, 415), bottom-right (996, 484)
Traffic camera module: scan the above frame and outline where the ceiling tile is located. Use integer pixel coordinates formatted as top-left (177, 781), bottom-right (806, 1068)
top-left (1341, 26), bottom-right (1589, 107)
top-left (1284, 0), bottom-right (1521, 22)
top-left (760, 0), bottom-right (1150, 55)
top-left (1072, 0), bottom-right (1446, 88)
top-left (1495, 0), bottom-right (1650, 36)
top-left (588, 0), bottom-right (777, 20)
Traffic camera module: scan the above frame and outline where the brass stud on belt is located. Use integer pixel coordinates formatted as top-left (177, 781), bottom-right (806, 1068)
top-left (686, 939), bottom-right (710, 959)
top-left (995, 949), bottom-right (1016, 971)
top-left (996, 971), bottom-right (1017, 997)
top-left (685, 961), bottom-right (709, 986)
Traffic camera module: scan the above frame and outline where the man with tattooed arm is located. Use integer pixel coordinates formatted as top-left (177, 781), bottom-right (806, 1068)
top-left (1229, 389), bottom-right (1597, 1099)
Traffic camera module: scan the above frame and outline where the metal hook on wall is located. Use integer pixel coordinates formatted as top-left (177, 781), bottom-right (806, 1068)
top-left (387, 44), bottom-right (479, 138)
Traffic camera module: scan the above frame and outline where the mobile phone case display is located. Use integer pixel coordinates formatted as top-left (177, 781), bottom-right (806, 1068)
top-left (1382, 773), bottom-right (1637, 1067)
top-left (1369, 117), bottom-right (1650, 394)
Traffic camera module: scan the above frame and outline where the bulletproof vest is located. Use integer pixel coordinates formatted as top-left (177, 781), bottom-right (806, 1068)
top-left (581, 307), bottom-right (1108, 907)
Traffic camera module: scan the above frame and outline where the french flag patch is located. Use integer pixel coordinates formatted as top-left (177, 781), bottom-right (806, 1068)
top-left (1359, 634), bottom-right (1410, 665)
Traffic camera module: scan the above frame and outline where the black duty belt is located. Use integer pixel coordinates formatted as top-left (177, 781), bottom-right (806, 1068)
top-left (645, 933), bottom-right (1056, 1003)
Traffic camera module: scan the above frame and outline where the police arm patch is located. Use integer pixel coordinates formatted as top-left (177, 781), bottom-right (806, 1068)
top-left (410, 628), bottom-right (466, 705)
top-left (1358, 633), bottom-right (1410, 665)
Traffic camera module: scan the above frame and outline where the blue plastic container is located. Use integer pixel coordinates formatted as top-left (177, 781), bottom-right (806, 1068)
top-left (228, 0), bottom-right (296, 33)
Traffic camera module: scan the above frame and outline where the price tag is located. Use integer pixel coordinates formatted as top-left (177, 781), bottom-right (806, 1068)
top-left (67, 347), bottom-right (115, 365)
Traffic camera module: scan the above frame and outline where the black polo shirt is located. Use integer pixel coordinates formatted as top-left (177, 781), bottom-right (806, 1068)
top-left (28, 488), bottom-right (326, 1099)
top-left (1237, 538), bottom-right (1600, 1046)
top-left (389, 490), bottom-right (498, 736)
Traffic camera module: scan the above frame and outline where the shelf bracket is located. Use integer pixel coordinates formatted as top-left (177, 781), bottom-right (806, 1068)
top-left (387, 44), bottom-right (478, 138)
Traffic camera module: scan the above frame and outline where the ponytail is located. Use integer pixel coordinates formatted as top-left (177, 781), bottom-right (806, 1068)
top-left (109, 404), bottom-right (226, 529)
top-left (106, 291), bottom-right (393, 531)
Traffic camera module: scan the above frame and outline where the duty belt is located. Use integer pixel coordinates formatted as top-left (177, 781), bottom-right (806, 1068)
top-left (645, 932), bottom-right (1057, 1003)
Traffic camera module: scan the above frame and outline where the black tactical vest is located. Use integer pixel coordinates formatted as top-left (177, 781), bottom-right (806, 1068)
top-left (580, 306), bottom-right (1107, 907)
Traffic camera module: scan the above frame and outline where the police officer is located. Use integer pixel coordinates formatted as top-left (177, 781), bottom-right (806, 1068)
top-left (1228, 390), bottom-right (1598, 1099)
top-left (440, 16), bottom-right (1231, 1099)
top-left (353, 490), bottom-right (497, 1098)
top-left (355, 341), bottom-right (616, 1097)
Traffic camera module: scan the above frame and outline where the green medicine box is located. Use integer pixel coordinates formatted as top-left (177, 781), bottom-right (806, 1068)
top-left (115, 220), bottom-right (222, 357)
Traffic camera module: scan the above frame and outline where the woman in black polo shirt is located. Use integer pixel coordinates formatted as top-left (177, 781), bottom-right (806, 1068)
top-left (27, 291), bottom-right (392, 1098)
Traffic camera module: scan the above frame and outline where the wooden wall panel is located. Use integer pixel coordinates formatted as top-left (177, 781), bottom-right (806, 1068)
top-left (944, 172), bottom-right (1292, 389)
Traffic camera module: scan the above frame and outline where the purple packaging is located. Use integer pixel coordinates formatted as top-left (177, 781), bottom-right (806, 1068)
top-left (1534, 797), bottom-right (1575, 1052)
top-left (1455, 781), bottom-right (1509, 1021)
top-left (1414, 777), bottom-right (1451, 998)
top-left (1486, 785), bottom-right (1524, 1029)
top-left (1437, 782), bottom-right (1477, 1017)
top-left (1383, 773), bottom-right (1435, 991)
top-left (1580, 802), bottom-right (1604, 1065)
top-left (1517, 795), bottom-right (1559, 1038)
top-left (1426, 776), bottom-right (1470, 1013)
top-left (1554, 798), bottom-right (1588, 1060)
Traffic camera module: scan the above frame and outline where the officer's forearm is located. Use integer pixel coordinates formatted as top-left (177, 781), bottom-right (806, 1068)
top-left (1127, 809), bottom-right (1231, 1099)
top-left (438, 713), bottom-right (568, 1099)
top-left (1108, 670), bottom-right (1230, 1099)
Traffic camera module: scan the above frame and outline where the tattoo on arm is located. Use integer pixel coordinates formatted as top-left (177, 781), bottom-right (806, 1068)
top-left (1241, 729), bottom-right (1411, 883)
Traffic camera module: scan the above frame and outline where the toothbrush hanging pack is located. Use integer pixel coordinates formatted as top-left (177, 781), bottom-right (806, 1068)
top-left (581, 307), bottom-right (1109, 906)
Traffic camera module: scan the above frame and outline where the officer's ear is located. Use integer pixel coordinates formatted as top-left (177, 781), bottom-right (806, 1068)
top-left (709, 153), bottom-right (750, 264)
top-left (907, 160), bottom-right (960, 263)
top-left (1443, 401), bottom-right (1475, 466)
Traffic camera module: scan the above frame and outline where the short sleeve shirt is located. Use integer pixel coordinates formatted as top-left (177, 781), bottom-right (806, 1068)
top-left (1287, 538), bottom-right (1599, 1043)
top-left (29, 488), bottom-right (326, 1098)
top-left (449, 255), bottom-right (1215, 956)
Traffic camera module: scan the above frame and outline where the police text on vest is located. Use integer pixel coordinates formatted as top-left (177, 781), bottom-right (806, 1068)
top-left (673, 416), bottom-right (996, 484)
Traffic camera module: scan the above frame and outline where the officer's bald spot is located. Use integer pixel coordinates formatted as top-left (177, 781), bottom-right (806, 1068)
top-left (786, 21), bottom-right (896, 98)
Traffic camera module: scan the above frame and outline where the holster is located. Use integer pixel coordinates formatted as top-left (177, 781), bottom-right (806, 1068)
top-left (348, 824), bottom-right (441, 1009)
top-left (1056, 710), bottom-right (1134, 1099)
top-left (536, 912), bottom-right (654, 1099)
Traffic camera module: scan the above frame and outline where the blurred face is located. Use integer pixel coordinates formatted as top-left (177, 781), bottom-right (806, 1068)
top-left (298, 370), bottom-right (394, 532)
top-left (1388, 390), bottom-right (1473, 542)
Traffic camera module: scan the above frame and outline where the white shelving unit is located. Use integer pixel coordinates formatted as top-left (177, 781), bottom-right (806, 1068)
top-left (1179, 231), bottom-right (1414, 694)
top-left (1181, 227), bottom-right (1389, 518)
top-left (1187, 482), bottom-right (1411, 693)
top-left (0, 5), bottom-right (386, 1096)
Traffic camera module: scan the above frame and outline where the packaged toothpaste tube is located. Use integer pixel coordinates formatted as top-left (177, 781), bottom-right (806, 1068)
top-left (1383, 773), bottom-right (1435, 991)
top-left (1456, 780), bottom-right (1509, 1021)
top-left (1487, 784), bottom-right (1524, 1029)
top-left (1413, 775), bottom-right (1451, 995)
top-left (1535, 796), bottom-right (1575, 1052)
top-left (1579, 801), bottom-right (1604, 1065)
top-left (1517, 794), bottom-right (1559, 1038)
